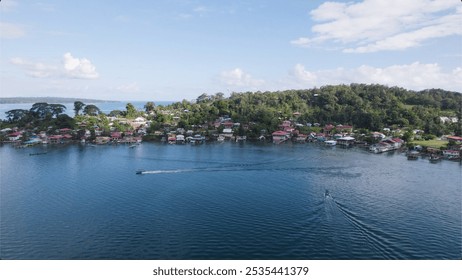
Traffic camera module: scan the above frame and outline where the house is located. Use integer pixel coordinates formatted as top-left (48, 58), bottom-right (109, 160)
top-left (176, 134), bottom-right (185, 144)
top-left (272, 131), bottom-right (290, 144)
top-left (372, 132), bottom-right (386, 139)
top-left (336, 125), bottom-right (353, 134)
top-left (223, 121), bottom-right (234, 129)
top-left (369, 141), bottom-right (392, 153)
top-left (111, 132), bottom-right (122, 141)
top-left (443, 150), bottom-right (460, 159)
top-left (295, 134), bottom-right (308, 143)
top-left (221, 128), bottom-right (234, 140)
top-left (95, 136), bottom-right (110, 145)
top-left (129, 117), bottom-right (147, 129)
top-left (168, 134), bottom-right (176, 144)
top-left (59, 128), bottom-right (72, 134)
top-left (7, 131), bottom-right (22, 141)
top-left (447, 136), bottom-right (462, 144)
top-left (48, 135), bottom-right (63, 144)
top-left (337, 136), bottom-right (355, 147)
top-left (323, 124), bottom-right (335, 135)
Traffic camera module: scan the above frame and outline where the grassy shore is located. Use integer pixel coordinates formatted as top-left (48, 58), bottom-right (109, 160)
top-left (411, 139), bottom-right (448, 149)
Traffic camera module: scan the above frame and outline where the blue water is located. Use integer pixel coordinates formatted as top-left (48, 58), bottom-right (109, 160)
top-left (0, 143), bottom-right (461, 259)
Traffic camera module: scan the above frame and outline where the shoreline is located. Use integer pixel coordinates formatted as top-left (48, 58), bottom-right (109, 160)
top-left (3, 139), bottom-right (461, 164)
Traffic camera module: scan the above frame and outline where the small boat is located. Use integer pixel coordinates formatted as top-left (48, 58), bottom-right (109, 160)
top-left (136, 170), bottom-right (145, 175)
top-left (407, 151), bottom-right (419, 160)
top-left (429, 154), bottom-right (441, 163)
top-left (325, 140), bottom-right (337, 146)
top-left (129, 144), bottom-right (137, 148)
top-left (29, 152), bottom-right (47, 156)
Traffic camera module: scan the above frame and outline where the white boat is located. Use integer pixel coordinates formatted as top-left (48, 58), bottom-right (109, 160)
top-left (325, 140), bottom-right (337, 146)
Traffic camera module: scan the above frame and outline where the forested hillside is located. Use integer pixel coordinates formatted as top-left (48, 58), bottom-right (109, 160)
top-left (2, 84), bottom-right (461, 138)
top-left (162, 84), bottom-right (461, 136)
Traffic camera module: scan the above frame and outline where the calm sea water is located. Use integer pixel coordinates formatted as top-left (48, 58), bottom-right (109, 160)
top-left (0, 142), bottom-right (461, 260)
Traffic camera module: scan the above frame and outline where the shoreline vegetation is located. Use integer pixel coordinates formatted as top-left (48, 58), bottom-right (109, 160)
top-left (1, 84), bottom-right (461, 161)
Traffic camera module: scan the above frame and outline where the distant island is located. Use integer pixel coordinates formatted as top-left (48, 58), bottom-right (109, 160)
top-left (0, 97), bottom-right (115, 104)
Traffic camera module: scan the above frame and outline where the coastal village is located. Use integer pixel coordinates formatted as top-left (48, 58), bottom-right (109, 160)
top-left (1, 104), bottom-right (461, 162)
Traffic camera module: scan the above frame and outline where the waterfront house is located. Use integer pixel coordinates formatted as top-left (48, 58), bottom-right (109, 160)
top-left (168, 135), bottom-right (176, 144)
top-left (95, 136), bottom-right (110, 145)
top-left (295, 134), bottom-right (308, 143)
top-left (222, 128), bottom-right (233, 140)
top-left (48, 135), bottom-right (63, 144)
top-left (272, 131), bottom-right (290, 144)
top-left (176, 134), bottom-right (185, 144)
top-left (7, 131), bottom-right (22, 141)
top-left (380, 138), bottom-right (403, 149)
top-left (111, 132), bottom-right (122, 142)
top-left (337, 136), bottom-right (355, 147)
top-left (443, 150), bottom-right (460, 159)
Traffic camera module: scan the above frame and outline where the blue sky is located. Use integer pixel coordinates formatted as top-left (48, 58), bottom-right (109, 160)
top-left (1, 0), bottom-right (461, 101)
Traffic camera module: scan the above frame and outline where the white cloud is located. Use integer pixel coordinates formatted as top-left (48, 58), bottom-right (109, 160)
top-left (290, 62), bottom-right (462, 92)
top-left (292, 64), bottom-right (317, 83)
top-left (0, 22), bottom-right (25, 39)
top-left (10, 53), bottom-right (99, 80)
top-left (63, 52), bottom-right (99, 79)
top-left (10, 57), bottom-right (57, 78)
top-left (292, 0), bottom-right (461, 52)
top-left (220, 68), bottom-right (264, 87)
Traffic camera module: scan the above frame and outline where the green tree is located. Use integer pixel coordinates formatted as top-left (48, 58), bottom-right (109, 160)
top-left (74, 101), bottom-right (85, 116)
top-left (125, 103), bottom-right (137, 118)
top-left (83, 104), bottom-right (101, 116)
top-left (144, 102), bottom-right (155, 113)
top-left (49, 104), bottom-right (66, 118)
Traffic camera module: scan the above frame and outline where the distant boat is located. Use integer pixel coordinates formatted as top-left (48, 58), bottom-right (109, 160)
top-left (407, 151), bottom-right (419, 160)
top-left (325, 140), bottom-right (337, 146)
top-left (429, 154), bottom-right (441, 163)
top-left (129, 144), bottom-right (137, 148)
top-left (136, 170), bottom-right (145, 175)
top-left (29, 152), bottom-right (47, 156)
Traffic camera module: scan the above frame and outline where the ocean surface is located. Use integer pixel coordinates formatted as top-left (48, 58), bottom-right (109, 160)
top-left (0, 142), bottom-right (461, 260)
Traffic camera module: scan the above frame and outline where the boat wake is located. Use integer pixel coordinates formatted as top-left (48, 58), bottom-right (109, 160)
top-left (323, 190), bottom-right (406, 259)
top-left (136, 165), bottom-right (360, 177)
